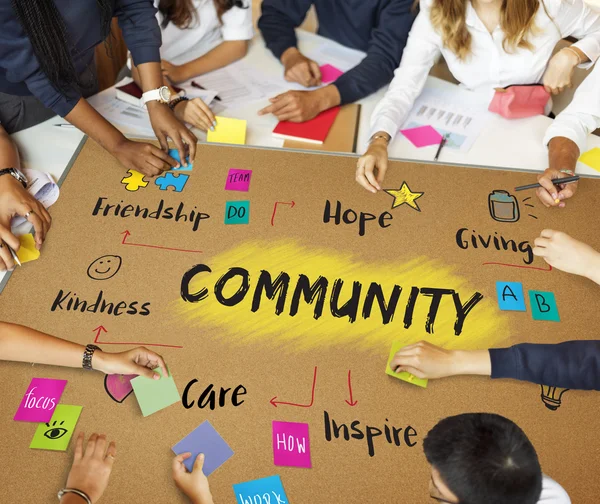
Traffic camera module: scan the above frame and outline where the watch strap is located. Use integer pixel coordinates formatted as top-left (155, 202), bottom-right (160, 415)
top-left (0, 167), bottom-right (27, 188)
top-left (82, 344), bottom-right (101, 370)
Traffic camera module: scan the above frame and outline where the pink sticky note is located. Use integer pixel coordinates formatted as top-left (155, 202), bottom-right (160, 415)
top-left (14, 378), bottom-right (67, 422)
top-left (320, 64), bottom-right (344, 84)
top-left (400, 125), bottom-right (443, 148)
top-left (225, 169), bottom-right (252, 192)
top-left (272, 421), bottom-right (311, 468)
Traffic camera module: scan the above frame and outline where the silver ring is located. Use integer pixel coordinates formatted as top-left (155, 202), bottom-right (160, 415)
top-left (25, 210), bottom-right (34, 219)
top-left (107, 454), bottom-right (115, 460)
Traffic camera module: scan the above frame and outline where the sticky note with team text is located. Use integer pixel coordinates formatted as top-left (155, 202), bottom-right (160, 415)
top-left (30, 404), bottom-right (82, 451)
top-left (225, 168), bottom-right (252, 191)
top-left (386, 341), bottom-right (428, 388)
top-left (16, 234), bottom-right (40, 264)
top-left (131, 367), bottom-right (180, 417)
top-left (14, 377), bottom-right (67, 422)
top-left (207, 117), bottom-right (246, 145)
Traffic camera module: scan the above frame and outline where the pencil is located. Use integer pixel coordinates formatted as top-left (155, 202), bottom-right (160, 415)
top-left (434, 135), bottom-right (447, 161)
top-left (514, 175), bottom-right (580, 192)
top-left (191, 81), bottom-right (222, 102)
top-left (2, 240), bottom-right (21, 267)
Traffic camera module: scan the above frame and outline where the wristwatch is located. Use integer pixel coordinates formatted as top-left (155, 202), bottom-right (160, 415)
top-left (0, 167), bottom-right (27, 188)
top-left (82, 344), bottom-right (102, 370)
top-left (140, 86), bottom-right (172, 107)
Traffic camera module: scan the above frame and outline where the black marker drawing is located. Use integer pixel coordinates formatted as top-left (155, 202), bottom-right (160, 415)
top-left (540, 384), bottom-right (569, 411)
top-left (44, 420), bottom-right (68, 440)
top-left (489, 191), bottom-right (538, 222)
top-left (87, 255), bottom-right (122, 281)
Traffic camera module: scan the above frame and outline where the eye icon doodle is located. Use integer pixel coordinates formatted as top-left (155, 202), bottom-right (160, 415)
top-left (44, 420), bottom-right (68, 440)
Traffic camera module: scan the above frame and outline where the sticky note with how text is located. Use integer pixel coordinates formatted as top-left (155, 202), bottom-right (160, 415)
top-left (16, 234), bottom-right (40, 264)
top-left (400, 125), bottom-right (443, 148)
top-left (320, 64), bottom-right (344, 84)
top-left (496, 281), bottom-right (526, 311)
top-left (30, 404), bottom-right (82, 451)
top-left (272, 421), bottom-right (311, 468)
top-left (386, 340), bottom-right (428, 388)
top-left (224, 201), bottom-right (250, 225)
top-left (172, 420), bottom-right (234, 474)
top-left (131, 368), bottom-right (180, 417)
top-left (207, 116), bottom-right (247, 145)
top-left (225, 168), bottom-right (252, 192)
top-left (579, 147), bottom-right (600, 172)
top-left (529, 290), bottom-right (560, 322)
top-left (233, 475), bottom-right (289, 504)
top-left (14, 377), bottom-right (67, 422)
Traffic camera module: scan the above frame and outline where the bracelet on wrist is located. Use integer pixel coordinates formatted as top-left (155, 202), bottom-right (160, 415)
top-left (57, 488), bottom-right (92, 504)
top-left (562, 46), bottom-right (582, 66)
top-left (560, 169), bottom-right (575, 176)
top-left (169, 96), bottom-right (189, 111)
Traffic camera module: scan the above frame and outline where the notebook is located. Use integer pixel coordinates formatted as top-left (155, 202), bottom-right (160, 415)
top-left (273, 106), bottom-right (341, 145)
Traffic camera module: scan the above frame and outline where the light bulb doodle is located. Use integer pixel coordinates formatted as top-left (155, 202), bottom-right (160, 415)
top-left (540, 385), bottom-right (569, 411)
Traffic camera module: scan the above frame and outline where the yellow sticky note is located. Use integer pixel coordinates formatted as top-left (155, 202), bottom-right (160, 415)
top-left (579, 147), bottom-right (600, 172)
top-left (16, 234), bottom-right (40, 264)
top-left (385, 340), bottom-right (428, 388)
top-left (207, 116), bottom-right (247, 145)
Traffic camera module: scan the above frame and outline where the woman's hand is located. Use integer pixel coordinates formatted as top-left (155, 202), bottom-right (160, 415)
top-left (174, 99), bottom-right (216, 132)
top-left (536, 168), bottom-right (578, 208)
top-left (93, 347), bottom-right (168, 379)
top-left (355, 137), bottom-right (389, 193)
top-left (543, 48), bottom-right (580, 95)
top-left (147, 102), bottom-right (197, 167)
top-left (63, 433), bottom-right (116, 503)
top-left (111, 139), bottom-right (178, 177)
top-left (172, 453), bottom-right (214, 504)
top-left (162, 60), bottom-right (190, 84)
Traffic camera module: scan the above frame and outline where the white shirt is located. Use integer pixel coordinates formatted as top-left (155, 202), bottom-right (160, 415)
top-left (156, 0), bottom-right (253, 64)
top-left (369, 0), bottom-right (600, 142)
top-left (543, 57), bottom-right (600, 153)
top-left (539, 475), bottom-right (571, 503)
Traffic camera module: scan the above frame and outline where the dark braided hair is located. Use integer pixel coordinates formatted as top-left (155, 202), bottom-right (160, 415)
top-left (159, 0), bottom-right (247, 29)
top-left (11, 0), bottom-right (115, 93)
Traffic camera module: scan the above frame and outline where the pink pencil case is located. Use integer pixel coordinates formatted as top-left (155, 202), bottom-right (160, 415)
top-left (488, 85), bottom-right (550, 119)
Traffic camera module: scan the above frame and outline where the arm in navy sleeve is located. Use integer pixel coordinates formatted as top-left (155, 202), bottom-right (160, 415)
top-left (489, 341), bottom-right (600, 391)
top-left (115, 0), bottom-right (162, 66)
top-left (334, 0), bottom-right (416, 104)
top-left (257, 0), bottom-right (313, 61)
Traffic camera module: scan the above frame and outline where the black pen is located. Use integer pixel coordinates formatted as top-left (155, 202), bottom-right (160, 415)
top-left (515, 175), bottom-right (580, 192)
top-left (434, 135), bottom-right (448, 161)
top-left (191, 81), bottom-right (222, 102)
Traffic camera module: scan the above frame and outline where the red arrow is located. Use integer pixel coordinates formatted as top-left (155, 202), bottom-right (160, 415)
top-left (92, 325), bottom-right (183, 349)
top-left (271, 201), bottom-right (296, 226)
top-left (120, 230), bottom-right (203, 254)
top-left (270, 366), bottom-right (317, 408)
top-left (345, 370), bottom-right (358, 406)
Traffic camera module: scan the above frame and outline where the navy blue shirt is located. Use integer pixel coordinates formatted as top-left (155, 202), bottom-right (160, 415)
top-left (258, 0), bottom-right (416, 105)
top-left (490, 341), bottom-right (600, 391)
top-left (0, 0), bottom-right (161, 117)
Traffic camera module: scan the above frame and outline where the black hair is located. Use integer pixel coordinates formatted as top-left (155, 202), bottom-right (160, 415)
top-left (11, 0), bottom-right (114, 94)
top-left (423, 413), bottom-right (543, 504)
top-left (159, 0), bottom-right (248, 29)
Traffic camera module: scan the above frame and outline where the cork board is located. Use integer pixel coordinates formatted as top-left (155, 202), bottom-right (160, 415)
top-left (0, 139), bottom-right (599, 503)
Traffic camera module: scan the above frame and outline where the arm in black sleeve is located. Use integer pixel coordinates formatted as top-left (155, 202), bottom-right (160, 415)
top-left (258, 0), bottom-right (313, 60)
top-left (334, 0), bottom-right (416, 104)
top-left (489, 341), bottom-right (600, 391)
top-left (115, 0), bottom-right (162, 66)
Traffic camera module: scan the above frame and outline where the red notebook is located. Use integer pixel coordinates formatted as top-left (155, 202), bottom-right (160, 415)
top-left (272, 106), bottom-right (341, 144)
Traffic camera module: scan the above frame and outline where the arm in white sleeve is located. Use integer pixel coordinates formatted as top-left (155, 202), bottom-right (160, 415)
top-left (556, 0), bottom-right (600, 67)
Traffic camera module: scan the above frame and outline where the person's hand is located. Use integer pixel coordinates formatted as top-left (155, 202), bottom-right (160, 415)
top-left (533, 229), bottom-right (600, 280)
top-left (0, 223), bottom-right (19, 271)
top-left (111, 139), bottom-right (178, 177)
top-left (172, 453), bottom-right (214, 504)
top-left (93, 347), bottom-right (168, 379)
top-left (280, 47), bottom-right (321, 87)
top-left (535, 168), bottom-right (578, 208)
top-left (543, 48), bottom-right (580, 95)
top-left (147, 102), bottom-right (197, 167)
top-left (63, 433), bottom-right (116, 503)
top-left (356, 137), bottom-right (389, 193)
top-left (161, 60), bottom-right (190, 84)
top-left (258, 90), bottom-right (325, 122)
top-left (0, 173), bottom-right (52, 251)
top-left (174, 98), bottom-right (216, 132)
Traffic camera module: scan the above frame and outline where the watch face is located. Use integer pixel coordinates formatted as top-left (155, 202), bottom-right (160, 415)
top-left (159, 87), bottom-right (172, 102)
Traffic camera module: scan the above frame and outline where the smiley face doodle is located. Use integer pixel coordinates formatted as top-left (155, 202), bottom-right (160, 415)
top-left (87, 255), bottom-right (123, 280)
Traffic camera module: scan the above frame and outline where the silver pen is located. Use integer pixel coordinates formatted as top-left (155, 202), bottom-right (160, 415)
top-left (2, 240), bottom-right (21, 267)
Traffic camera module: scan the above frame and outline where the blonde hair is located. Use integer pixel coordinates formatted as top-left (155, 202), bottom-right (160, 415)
top-left (429, 0), bottom-right (542, 60)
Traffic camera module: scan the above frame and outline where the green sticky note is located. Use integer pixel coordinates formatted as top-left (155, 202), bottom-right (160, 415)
top-left (30, 404), bottom-right (82, 451)
top-left (224, 201), bottom-right (250, 225)
top-left (529, 290), bottom-right (560, 322)
top-left (131, 368), bottom-right (180, 417)
top-left (385, 341), bottom-right (428, 388)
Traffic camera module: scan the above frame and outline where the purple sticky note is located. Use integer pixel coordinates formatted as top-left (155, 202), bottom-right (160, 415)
top-left (272, 421), bottom-right (311, 468)
top-left (14, 378), bottom-right (67, 422)
top-left (172, 420), bottom-right (234, 474)
top-left (400, 125), bottom-right (443, 148)
top-left (225, 169), bottom-right (252, 192)
top-left (320, 64), bottom-right (344, 84)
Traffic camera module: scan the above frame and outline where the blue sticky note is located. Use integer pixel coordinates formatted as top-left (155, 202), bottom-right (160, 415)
top-left (168, 149), bottom-right (193, 171)
top-left (233, 475), bottom-right (288, 504)
top-left (225, 201), bottom-right (250, 225)
top-left (172, 420), bottom-right (234, 475)
top-left (528, 291), bottom-right (560, 321)
top-left (496, 281), bottom-right (526, 311)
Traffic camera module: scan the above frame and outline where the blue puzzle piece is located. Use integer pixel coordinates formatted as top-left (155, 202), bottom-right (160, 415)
top-left (496, 281), bottom-right (526, 311)
top-left (155, 172), bottom-right (190, 192)
top-left (168, 149), bottom-right (193, 171)
top-left (529, 291), bottom-right (560, 322)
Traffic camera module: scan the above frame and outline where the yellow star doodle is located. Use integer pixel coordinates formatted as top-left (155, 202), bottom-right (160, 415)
top-left (384, 182), bottom-right (424, 212)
